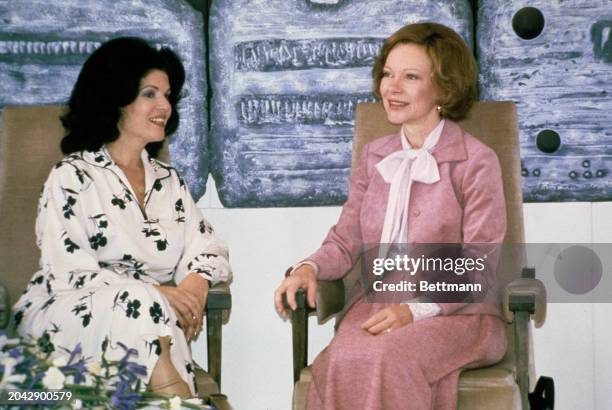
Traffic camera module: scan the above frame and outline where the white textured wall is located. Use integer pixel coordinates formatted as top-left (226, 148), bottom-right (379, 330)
top-left (192, 178), bottom-right (612, 410)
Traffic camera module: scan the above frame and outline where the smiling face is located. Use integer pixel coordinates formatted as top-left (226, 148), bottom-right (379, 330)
top-left (117, 69), bottom-right (171, 147)
top-left (379, 43), bottom-right (440, 130)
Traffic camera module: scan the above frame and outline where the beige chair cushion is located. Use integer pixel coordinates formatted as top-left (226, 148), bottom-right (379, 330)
top-left (0, 106), bottom-right (65, 305)
top-left (294, 353), bottom-right (520, 410)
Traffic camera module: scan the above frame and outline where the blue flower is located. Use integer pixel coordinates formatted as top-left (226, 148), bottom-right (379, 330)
top-left (110, 379), bottom-right (141, 410)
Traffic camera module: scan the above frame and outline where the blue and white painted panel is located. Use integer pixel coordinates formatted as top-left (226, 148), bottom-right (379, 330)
top-left (0, 0), bottom-right (209, 199)
top-left (209, 0), bottom-right (473, 207)
top-left (478, 0), bottom-right (612, 202)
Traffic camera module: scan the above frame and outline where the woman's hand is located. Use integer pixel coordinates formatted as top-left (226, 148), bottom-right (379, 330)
top-left (361, 304), bottom-right (413, 335)
top-left (156, 273), bottom-right (209, 342)
top-left (274, 264), bottom-right (317, 319)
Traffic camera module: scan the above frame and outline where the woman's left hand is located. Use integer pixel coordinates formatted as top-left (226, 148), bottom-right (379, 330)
top-left (177, 273), bottom-right (209, 342)
top-left (361, 304), bottom-right (414, 335)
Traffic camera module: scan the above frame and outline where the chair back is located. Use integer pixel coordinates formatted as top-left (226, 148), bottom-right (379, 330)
top-left (353, 101), bottom-right (525, 288)
top-left (0, 105), bottom-right (169, 309)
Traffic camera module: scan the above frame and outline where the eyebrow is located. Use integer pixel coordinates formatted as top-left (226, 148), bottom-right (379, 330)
top-left (383, 66), bottom-right (425, 72)
top-left (140, 85), bottom-right (171, 93)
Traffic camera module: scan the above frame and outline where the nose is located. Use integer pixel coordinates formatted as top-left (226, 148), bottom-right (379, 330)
top-left (158, 95), bottom-right (171, 113)
top-left (385, 76), bottom-right (402, 94)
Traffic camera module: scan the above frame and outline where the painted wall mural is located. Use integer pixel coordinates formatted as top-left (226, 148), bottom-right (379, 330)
top-left (1, 0), bottom-right (610, 206)
top-left (209, 0), bottom-right (473, 207)
top-left (0, 0), bottom-right (209, 199)
top-left (478, 0), bottom-right (612, 201)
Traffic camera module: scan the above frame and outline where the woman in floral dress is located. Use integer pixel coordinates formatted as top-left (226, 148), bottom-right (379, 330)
top-left (13, 37), bottom-right (232, 398)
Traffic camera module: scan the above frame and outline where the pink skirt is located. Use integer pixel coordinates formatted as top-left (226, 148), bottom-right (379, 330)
top-left (307, 299), bottom-right (507, 410)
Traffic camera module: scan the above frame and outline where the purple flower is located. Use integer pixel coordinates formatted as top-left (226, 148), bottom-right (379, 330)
top-left (8, 347), bottom-right (21, 359)
top-left (67, 343), bottom-right (83, 366)
top-left (110, 379), bottom-right (141, 410)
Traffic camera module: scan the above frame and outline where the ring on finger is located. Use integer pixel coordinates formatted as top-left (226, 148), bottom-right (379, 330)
top-left (385, 327), bottom-right (392, 333)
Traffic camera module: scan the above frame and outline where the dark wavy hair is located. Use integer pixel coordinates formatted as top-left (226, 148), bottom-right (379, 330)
top-left (372, 22), bottom-right (477, 121)
top-left (60, 37), bottom-right (185, 157)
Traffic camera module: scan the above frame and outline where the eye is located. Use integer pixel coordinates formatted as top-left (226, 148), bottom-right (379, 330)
top-left (382, 71), bottom-right (392, 78)
top-left (406, 74), bottom-right (418, 80)
top-left (141, 89), bottom-right (156, 99)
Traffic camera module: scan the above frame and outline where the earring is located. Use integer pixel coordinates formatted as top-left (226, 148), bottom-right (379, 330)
top-left (436, 105), bottom-right (442, 113)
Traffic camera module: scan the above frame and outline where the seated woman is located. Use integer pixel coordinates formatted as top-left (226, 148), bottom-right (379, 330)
top-left (274, 23), bottom-right (507, 410)
top-left (13, 37), bottom-right (232, 398)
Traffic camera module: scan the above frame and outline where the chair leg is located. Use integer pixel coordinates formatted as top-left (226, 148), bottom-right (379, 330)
top-left (513, 310), bottom-right (530, 409)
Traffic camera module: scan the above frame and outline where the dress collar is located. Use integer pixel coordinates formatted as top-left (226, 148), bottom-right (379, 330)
top-left (82, 145), bottom-right (171, 181)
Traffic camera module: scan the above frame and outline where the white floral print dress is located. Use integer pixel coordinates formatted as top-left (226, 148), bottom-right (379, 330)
top-left (12, 146), bottom-right (232, 394)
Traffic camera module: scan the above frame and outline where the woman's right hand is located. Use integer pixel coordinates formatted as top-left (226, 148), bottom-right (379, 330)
top-left (155, 285), bottom-right (203, 341)
top-left (274, 264), bottom-right (317, 319)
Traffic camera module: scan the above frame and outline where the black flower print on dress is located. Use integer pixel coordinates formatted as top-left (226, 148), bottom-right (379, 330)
top-left (142, 220), bottom-right (169, 251)
top-left (198, 219), bottom-right (214, 235)
top-left (175, 199), bottom-right (185, 223)
top-left (111, 185), bottom-right (136, 210)
top-left (61, 189), bottom-right (78, 220)
top-left (149, 302), bottom-right (170, 325)
top-left (41, 296), bottom-right (56, 311)
top-left (38, 330), bottom-right (55, 354)
top-left (187, 253), bottom-right (220, 277)
top-left (113, 291), bottom-right (141, 319)
top-left (68, 271), bottom-right (99, 289)
top-left (56, 159), bottom-right (94, 190)
top-left (62, 231), bottom-right (81, 254)
top-left (145, 339), bottom-right (162, 357)
top-left (72, 292), bottom-right (95, 327)
top-left (100, 255), bottom-right (149, 280)
top-left (88, 214), bottom-right (109, 250)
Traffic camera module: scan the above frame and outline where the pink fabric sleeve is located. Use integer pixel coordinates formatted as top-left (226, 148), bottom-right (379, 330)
top-left (438, 144), bottom-right (507, 316)
top-left (306, 144), bottom-right (372, 280)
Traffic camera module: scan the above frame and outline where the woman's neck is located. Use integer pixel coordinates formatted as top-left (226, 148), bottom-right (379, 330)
top-left (402, 113), bottom-right (441, 149)
top-left (106, 137), bottom-right (144, 169)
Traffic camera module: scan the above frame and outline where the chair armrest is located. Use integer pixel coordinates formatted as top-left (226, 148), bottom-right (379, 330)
top-left (206, 282), bottom-right (232, 392)
top-left (207, 282), bottom-right (232, 323)
top-left (282, 277), bottom-right (345, 384)
top-left (0, 284), bottom-right (10, 329)
top-left (503, 268), bottom-right (546, 328)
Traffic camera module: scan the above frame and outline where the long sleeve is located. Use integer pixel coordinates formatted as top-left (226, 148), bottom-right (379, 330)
top-left (437, 144), bottom-right (507, 316)
top-left (306, 144), bottom-right (372, 280)
top-left (33, 161), bottom-right (115, 294)
top-left (174, 178), bottom-right (232, 286)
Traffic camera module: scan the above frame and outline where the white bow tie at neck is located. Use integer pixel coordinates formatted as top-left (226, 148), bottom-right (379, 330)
top-left (375, 120), bottom-right (444, 246)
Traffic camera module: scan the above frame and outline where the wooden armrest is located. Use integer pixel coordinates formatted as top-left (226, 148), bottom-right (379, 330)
top-left (503, 267), bottom-right (547, 328)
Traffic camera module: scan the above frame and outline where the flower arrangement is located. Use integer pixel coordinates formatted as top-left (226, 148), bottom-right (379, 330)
top-left (0, 332), bottom-right (212, 409)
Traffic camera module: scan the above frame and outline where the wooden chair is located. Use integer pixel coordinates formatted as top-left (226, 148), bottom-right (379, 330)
top-left (286, 102), bottom-right (554, 410)
top-left (0, 105), bottom-right (232, 409)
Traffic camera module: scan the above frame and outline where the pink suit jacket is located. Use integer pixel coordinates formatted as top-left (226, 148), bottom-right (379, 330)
top-left (307, 119), bottom-right (507, 317)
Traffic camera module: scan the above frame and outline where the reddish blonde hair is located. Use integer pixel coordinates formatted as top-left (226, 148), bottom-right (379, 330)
top-left (372, 22), bottom-right (477, 121)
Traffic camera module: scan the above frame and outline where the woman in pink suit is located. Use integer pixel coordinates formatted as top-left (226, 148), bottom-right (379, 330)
top-left (274, 22), bottom-right (507, 410)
